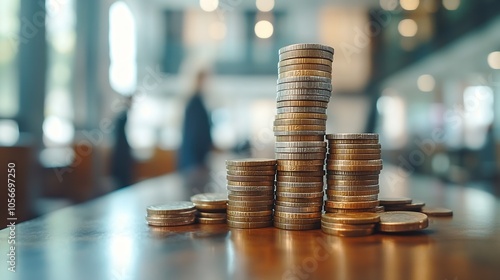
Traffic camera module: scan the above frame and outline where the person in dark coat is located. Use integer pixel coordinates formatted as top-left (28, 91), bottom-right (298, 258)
top-left (111, 96), bottom-right (134, 189)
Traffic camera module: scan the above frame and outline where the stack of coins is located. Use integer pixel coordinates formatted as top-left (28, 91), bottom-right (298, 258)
top-left (145, 201), bottom-right (197, 227)
top-left (226, 158), bottom-right (276, 229)
top-left (191, 193), bottom-right (228, 224)
top-left (325, 133), bottom-right (383, 214)
top-left (321, 212), bottom-right (380, 237)
top-left (273, 43), bottom-right (334, 230)
top-left (379, 197), bottom-right (425, 212)
top-left (378, 211), bottom-right (429, 232)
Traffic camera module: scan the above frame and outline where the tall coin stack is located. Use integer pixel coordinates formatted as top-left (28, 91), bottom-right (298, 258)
top-left (226, 159), bottom-right (276, 229)
top-left (324, 133), bottom-right (383, 215)
top-left (273, 44), bottom-right (334, 230)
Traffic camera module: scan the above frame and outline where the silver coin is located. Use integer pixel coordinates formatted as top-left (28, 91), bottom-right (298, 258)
top-left (275, 147), bottom-right (327, 153)
top-left (274, 130), bottom-right (325, 136)
top-left (278, 76), bottom-right (332, 84)
top-left (326, 133), bottom-right (379, 140)
top-left (279, 44), bottom-right (334, 55)
top-left (277, 88), bottom-right (332, 96)
top-left (276, 107), bottom-right (327, 114)
top-left (279, 50), bottom-right (333, 61)
top-left (277, 82), bottom-right (332, 91)
top-left (147, 201), bottom-right (195, 214)
top-left (275, 141), bottom-right (326, 148)
top-left (275, 153), bottom-right (325, 160)
top-left (277, 94), bottom-right (331, 102)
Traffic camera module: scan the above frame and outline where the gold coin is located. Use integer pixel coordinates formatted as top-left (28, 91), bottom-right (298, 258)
top-left (327, 139), bottom-right (379, 144)
top-left (274, 119), bottom-right (326, 126)
top-left (226, 205), bottom-right (274, 212)
top-left (274, 130), bottom-right (325, 136)
top-left (277, 93), bottom-right (331, 103)
top-left (276, 186), bottom-right (323, 193)
top-left (278, 57), bottom-right (332, 67)
top-left (326, 185), bottom-right (379, 192)
top-left (328, 148), bottom-right (381, 154)
top-left (226, 210), bottom-right (273, 217)
top-left (196, 212), bottom-right (227, 218)
top-left (326, 165), bottom-right (383, 172)
top-left (227, 220), bottom-right (273, 229)
top-left (275, 113), bottom-right (328, 120)
top-left (378, 211), bottom-right (429, 232)
top-left (196, 217), bottom-right (227, 224)
top-left (275, 147), bottom-right (327, 154)
top-left (277, 170), bottom-right (325, 177)
top-left (276, 101), bottom-right (329, 108)
top-left (226, 175), bottom-right (276, 182)
top-left (279, 44), bottom-right (334, 55)
top-left (326, 133), bottom-right (379, 140)
top-left (326, 174), bottom-right (379, 181)
top-left (420, 207), bottom-right (453, 217)
top-left (275, 205), bottom-right (323, 213)
top-left (325, 200), bottom-right (379, 209)
top-left (321, 226), bottom-right (374, 237)
top-left (226, 165), bottom-right (276, 171)
top-left (276, 191), bottom-right (324, 199)
top-left (321, 212), bottom-right (380, 224)
top-left (327, 170), bottom-right (380, 176)
top-left (226, 215), bottom-right (272, 222)
top-left (321, 221), bottom-right (376, 230)
top-left (226, 185), bottom-right (274, 192)
top-left (146, 201), bottom-right (196, 215)
top-left (276, 181), bottom-right (324, 188)
top-left (227, 195), bottom-right (273, 201)
top-left (190, 193), bottom-right (228, 204)
top-left (193, 203), bottom-right (227, 212)
top-left (147, 210), bottom-right (197, 218)
top-left (326, 189), bottom-right (379, 196)
top-left (226, 170), bottom-right (276, 176)
top-left (227, 180), bottom-right (274, 186)
top-left (274, 221), bottom-right (320, 230)
top-left (279, 49), bottom-right (333, 61)
top-left (277, 175), bottom-right (324, 183)
top-left (276, 106), bottom-right (327, 114)
top-left (227, 190), bottom-right (274, 196)
top-left (278, 64), bottom-right (332, 73)
top-left (277, 165), bottom-right (325, 172)
top-left (326, 179), bottom-right (379, 186)
top-left (227, 200), bottom-right (274, 207)
top-left (226, 158), bottom-right (277, 166)
top-left (278, 159), bottom-right (324, 166)
top-left (329, 144), bottom-right (381, 149)
top-left (327, 159), bottom-right (383, 166)
top-left (274, 125), bottom-right (326, 131)
top-left (276, 135), bottom-right (324, 141)
top-left (324, 207), bottom-right (378, 213)
top-left (378, 197), bottom-right (412, 206)
top-left (146, 216), bottom-right (196, 227)
top-left (277, 82), bottom-right (332, 91)
top-left (384, 201), bottom-right (425, 211)
top-left (274, 216), bottom-right (321, 224)
top-left (276, 153), bottom-right (325, 160)
top-left (328, 194), bottom-right (378, 202)
top-left (275, 201), bottom-right (323, 207)
top-left (274, 211), bottom-right (322, 219)
top-left (276, 196), bottom-right (323, 203)
top-left (327, 154), bottom-right (381, 160)
top-left (278, 69), bottom-right (331, 79)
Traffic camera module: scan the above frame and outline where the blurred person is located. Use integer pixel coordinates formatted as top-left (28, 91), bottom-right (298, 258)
top-left (178, 70), bottom-right (213, 192)
top-left (110, 95), bottom-right (134, 189)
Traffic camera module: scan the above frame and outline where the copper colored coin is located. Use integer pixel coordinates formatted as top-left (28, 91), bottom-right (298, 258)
top-left (276, 181), bottom-right (324, 188)
top-left (384, 201), bottom-right (425, 211)
top-left (276, 186), bottom-right (324, 193)
top-left (328, 194), bottom-right (378, 202)
top-left (327, 139), bottom-right (379, 144)
top-left (278, 57), bottom-right (332, 67)
top-left (278, 70), bottom-right (331, 79)
top-left (274, 125), bottom-right (326, 133)
top-left (274, 205), bottom-right (323, 213)
top-left (326, 185), bottom-right (379, 192)
top-left (146, 215), bottom-right (196, 227)
top-left (227, 165), bottom-right (276, 171)
top-left (226, 170), bottom-right (276, 176)
top-left (327, 154), bottom-right (381, 160)
top-left (277, 170), bottom-right (325, 177)
top-left (276, 191), bottom-right (324, 199)
top-left (193, 203), bottom-right (227, 212)
top-left (276, 153), bottom-right (326, 160)
top-left (379, 197), bottom-right (413, 206)
top-left (274, 119), bottom-right (327, 126)
top-left (275, 113), bottom-right (328, 120)
top-left (228, 195), bottom-right (273, 201)
top-left (197, 217), bottom-right (227, 224)
top-left (226, 185), bottom-right (274, 192)
top-left (274, 216), bottom-right (321, 224)
top-left (421, 207), bottom-right (453, 217)
top-left (329, 144), bottom-right (381, 149)
top-left (378, 211), bottom-right (429, 232)
top-left (190, 193), bottom-right (228, 204)
top-left (324, 207), bottom-right (378, 213)
top-left (227, 220), bottom-right (273, 229)
top-left (321, 212), bottom-right (380, 224)
top-left (321, 221), bottom-right (376, 230)
top-left (275, 201), bottom-right (323, 207)
top-left (276, 107), bottom-right (327, 114)
top-left (147, 210), bottom-right (197, 218)
top-left (321, 226), bottom-right (374, 237)
top-left (274, 211), bottom-right (322, 219)
top-left (276, 196), bottom-right (324, 203)
top-left (278, 160), bottom-right (325, 166)
top-left (327, 174), bottom-right (379, 181)
top-left (227, 181), bottom-right (274, 186)
top-left (326, 189), bottom-right (379, 196)
top-left (226, 210), bottom-right (273, 217)
top-left (226, 175), bottom-right (276, 182)
top-left (274, 221), bottom-right (320, 230)
top-left (196, 212), bottom-right (227, 218)
top-left (226, 215), bottom-right (272, 222)
top-left (327, 170), bottom-right (380, 176)
top-left (278, 64), bottom-right (332, 73)
top-left (277, 100), bottom-right (329, 108)
top-left (326, 165), bottom-right (383, 172)
top-left (277, 165), bottom-right (325, 172)
top-left (227, 200), bottom-right (274, 207)
top-left (275, 146), bottom-right (327, 153)
top-left (325, 200), bottom-right (379, 209)
top-left (326, 179), bottom-right (379, 186)
top-left (227, 190), bottom-right (274, 196)
top-left (326, 133), bottom-right (379, 140)
top-left (226, 205), bottom-right (273, 212)
top-left (226, 158), bottom-right (277, 166)
top-left (277, 175), bottom-right (324, 183)
top-left (276, 135), bottom-right (325, 142)
top-left (328, 149), bottom-right (381, 154)
top-left (327, 159), bottom-right (383, 166)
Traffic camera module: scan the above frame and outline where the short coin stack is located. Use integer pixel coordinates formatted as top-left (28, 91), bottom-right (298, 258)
top-left (379, 197), bottom-right (425, 212)
top-left (273, 43), bottom-right (334, 230)
top-left (226, 158), bottom-right (276, 229)
top-left (191, 193), bottom-right (228, 224)
top-left (146, 201), bottom-right (197, 226)
top-left (321, 212), bottom-right (380, 237)
top-left (325, 133), bottom-right (383, 214)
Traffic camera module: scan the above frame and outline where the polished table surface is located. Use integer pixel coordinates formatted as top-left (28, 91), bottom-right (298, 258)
top-left (1, 168), bottom-right (500, 280)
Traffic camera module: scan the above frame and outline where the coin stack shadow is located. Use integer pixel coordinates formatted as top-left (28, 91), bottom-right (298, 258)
top-left (324, 133), bottom-right (383, 215)
top-left (273, 44), bottom-right (334, 230)
top-left (226, 159), bottom-right (276, 229)
top-left (191, 193), bottom-right (228, 224)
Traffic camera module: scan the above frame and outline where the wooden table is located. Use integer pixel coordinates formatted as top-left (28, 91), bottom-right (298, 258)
top-left (1, 169), bottom-right (500, 280)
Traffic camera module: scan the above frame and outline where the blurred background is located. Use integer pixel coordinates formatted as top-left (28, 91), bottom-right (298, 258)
top-left (0, 0), bottom-right (499, 225)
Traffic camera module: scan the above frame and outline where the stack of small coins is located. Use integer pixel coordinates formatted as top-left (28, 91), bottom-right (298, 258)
top-left (379, 197), bottom-right (425, 212)
top-left (273, 43), bottom-right (334, 230)
top-left (191, 193), bottom-right (228, 224)
top-left (226, 158), bottom-right (276, 229)
top-left (324, 133), bottom-right (383, 215)
top-left (321, 212), bottom-right (380, 237)
top-left (145, 201), bottom-right (197, 226)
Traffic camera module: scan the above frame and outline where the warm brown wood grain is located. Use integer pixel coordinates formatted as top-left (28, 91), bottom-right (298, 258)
top-left (1, 171), bottom-right (499, 280)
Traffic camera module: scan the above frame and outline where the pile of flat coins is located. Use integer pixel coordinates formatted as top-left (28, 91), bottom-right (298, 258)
top-left (324, 133), bottom-right (383, 217)
top-left (321, 212), bottom-right (380, 237)
top-left (191, 193), bottom-right (228, 224)
top-left (380, 197), bottom-right (453, 216)
top-left (145, 201), bottom-right (196, 226)
top-left (378, 211), bottom-right (429, 232)
top-left (226, 159), bottom-right (276, 229)
top-left (273, 43), bottom-right (334, 230)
